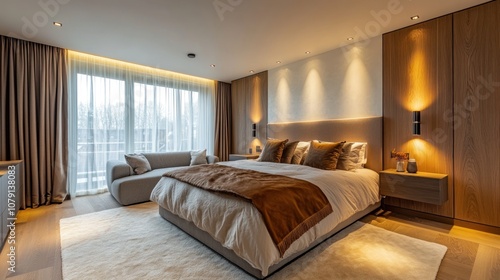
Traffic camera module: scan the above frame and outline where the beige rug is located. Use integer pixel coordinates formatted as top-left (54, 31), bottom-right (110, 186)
top-left (60, 203), bottom-right (447, 280)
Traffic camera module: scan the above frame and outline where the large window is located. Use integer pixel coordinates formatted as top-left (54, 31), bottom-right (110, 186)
top-left (68, 52), bottom-right (215, 196)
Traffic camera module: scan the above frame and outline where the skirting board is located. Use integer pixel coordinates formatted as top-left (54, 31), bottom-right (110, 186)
top-left (159, 202), bottom-right (381, 279)
top-left (384, 205), bottom-right (500, 235)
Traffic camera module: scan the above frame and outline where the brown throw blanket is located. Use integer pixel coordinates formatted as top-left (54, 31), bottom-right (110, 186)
top-left (163, 164), bottom-right (333, 256)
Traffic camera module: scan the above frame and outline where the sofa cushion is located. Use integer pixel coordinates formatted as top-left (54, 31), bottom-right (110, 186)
top-left (108, 167), bottom-right (185, 205)
top-left (124, 154), bottom-right (151, 174)
top-left (142, 152), bottom-right (191, 170)
top-left (190, 150), bottom-right (208, 166)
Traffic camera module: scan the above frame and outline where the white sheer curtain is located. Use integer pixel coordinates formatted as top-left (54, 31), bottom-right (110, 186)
top-left (68, 51), bottom-right (215, 197)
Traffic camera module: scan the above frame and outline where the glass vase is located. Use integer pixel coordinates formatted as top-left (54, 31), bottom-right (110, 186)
top-left (396, 160), bottom-right (405, 172)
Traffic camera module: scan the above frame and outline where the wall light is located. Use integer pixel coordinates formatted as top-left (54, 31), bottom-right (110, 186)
top-left (412, 111), bottom-right (421, 135)
top-left (252, 123), bottom-right (257, 137)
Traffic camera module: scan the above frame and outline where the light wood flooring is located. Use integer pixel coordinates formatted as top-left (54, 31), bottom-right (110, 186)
top-left (1, 193), bottom-right (499, 280)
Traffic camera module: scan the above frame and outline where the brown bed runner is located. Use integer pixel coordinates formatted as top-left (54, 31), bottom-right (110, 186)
top-left (163, 164), bottom-right (333, 256)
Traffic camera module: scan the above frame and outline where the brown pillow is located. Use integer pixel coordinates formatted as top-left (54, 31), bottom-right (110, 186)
top-left (303, 141), bottom-right (345, 170)
top-left (258, 138), bottom-right (289, 163)
top-left (280, 141), bottom-right (299, 164)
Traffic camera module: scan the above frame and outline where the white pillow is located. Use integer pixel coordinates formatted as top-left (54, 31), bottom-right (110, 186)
top-left (336, 142), bottom-right (367, 171)
top-left (291, 141), bottom-right (311, 164)
top-left (190, 149), bottom-right (208, 166)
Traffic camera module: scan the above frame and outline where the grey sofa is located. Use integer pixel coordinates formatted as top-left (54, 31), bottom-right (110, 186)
top-left (106, 151), bottom-right (219, 205)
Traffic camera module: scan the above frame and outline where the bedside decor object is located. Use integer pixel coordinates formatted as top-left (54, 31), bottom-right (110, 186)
top-left (391, 149), bottom-right (409, 172)
top-left (407, 159), bottom-right (418, 173)
top-left (412, 111), bottom-right (421, 135)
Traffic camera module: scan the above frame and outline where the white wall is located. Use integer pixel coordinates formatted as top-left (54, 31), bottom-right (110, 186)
top-left (268, 36), bottom-right (383, 123)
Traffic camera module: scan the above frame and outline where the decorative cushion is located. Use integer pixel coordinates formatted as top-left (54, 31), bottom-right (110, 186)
top-left (258, 138), bottom-right (289, 163)
top-left (336, 142), bottom-right (367, 171)
top-left (280, 141), bottom-right (299, 164)
top-left (303, 140), bottom-right (345, 170)
top-left (124, 154), bottom-right (152, 175)
top-left (291, 144), bottom-right (308, 164)
top-left (190, 149), bottom-right (208, 166)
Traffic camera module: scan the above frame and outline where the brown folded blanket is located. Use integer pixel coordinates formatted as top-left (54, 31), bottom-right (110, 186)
top-left (163, 164), bottom-right (333, 256)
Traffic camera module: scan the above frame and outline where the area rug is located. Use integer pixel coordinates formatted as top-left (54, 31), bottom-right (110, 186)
top-left (60, 203), bottom-right (447, 280)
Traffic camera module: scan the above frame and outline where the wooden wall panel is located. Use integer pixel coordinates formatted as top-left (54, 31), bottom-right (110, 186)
top-left (454, 1), bottom-right (500, 227)
top-left (383, 15), bottom-right (454, 217)
top-left (231, 71), bottom-right (268, 155)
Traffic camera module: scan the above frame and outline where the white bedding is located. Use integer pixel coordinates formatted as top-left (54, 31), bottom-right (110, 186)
top-left (150, 160), bottom-right (380, 276)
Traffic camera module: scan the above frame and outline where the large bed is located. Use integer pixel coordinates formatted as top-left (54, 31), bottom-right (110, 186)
top-left (150, 117), bottom-right (383, 278)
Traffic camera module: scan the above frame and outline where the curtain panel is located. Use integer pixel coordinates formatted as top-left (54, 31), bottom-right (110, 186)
top-left (214, 81), bottom-right (232, 161)
top-left (0, 35), bottom-right (68, 208)
top-left (67, 51), bottom-right (215, 197)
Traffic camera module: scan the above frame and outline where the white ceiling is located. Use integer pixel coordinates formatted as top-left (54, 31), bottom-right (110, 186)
top-left (0, 0), bottom-right (490, 82)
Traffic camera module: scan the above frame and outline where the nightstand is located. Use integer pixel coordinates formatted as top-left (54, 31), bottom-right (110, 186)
top-left (379, 169), bottom-right (448, 205)
top-left (229, 154), bottom-right (259, 161)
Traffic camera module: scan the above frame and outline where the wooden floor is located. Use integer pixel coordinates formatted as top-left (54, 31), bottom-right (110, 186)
top-left (1, 193), bottom-right (499, 280)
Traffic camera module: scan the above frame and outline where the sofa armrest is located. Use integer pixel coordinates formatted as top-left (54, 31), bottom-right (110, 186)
top-left (106, 160), bottom-right (132, 188)
top-left (206, 155), bottom-right (219, 164)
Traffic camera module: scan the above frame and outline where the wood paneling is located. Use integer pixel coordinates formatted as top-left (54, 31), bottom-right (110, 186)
top-left (231, 71), bottom-right (268, 155)
top-left (453, 0), bottom-right (500, 227)
top-left (383, 15), bottom-right (454, 217)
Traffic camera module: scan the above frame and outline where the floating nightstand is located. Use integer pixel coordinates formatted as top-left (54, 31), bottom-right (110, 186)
top-left (379, 169), bottom-right (448, 205)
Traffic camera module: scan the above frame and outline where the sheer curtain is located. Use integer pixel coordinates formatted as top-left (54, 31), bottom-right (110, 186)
top-left (68, 51), bottom-right (215, 197)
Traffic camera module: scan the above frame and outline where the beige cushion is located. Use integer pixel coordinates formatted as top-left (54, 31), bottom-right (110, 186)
top-left (303, 141), bottom-right (345, 170)
top-left (336, 142), bottom-right (367, 171)
top-left (258, 138), bottom-right (289, 163)
top-left (280, 141), bottom-right (299, 164)
top-left (291, 144), bottom-right (308, 164)
top-left (190, 149), bottom-right (208, 166)
top-left (124, 154), bottom-right (152, 175)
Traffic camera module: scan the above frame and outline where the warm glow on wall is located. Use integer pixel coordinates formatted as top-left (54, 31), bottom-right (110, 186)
top-left (405, 29), bottom-right (434, 111)
top-left (250, 76), bottom-right (263, 123)
top-left (342, 46), bottom-right (372, 116)
top-left (303, 65), bottom-right (325, 120)
top-left (403, 138), bottom-right (447, 169)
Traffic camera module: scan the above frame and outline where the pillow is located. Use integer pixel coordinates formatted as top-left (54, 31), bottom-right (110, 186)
top-left (336, 142), bottom-right (367, 171)
top-left (190, 149), bottom-right (208, 166)
top-left (124, 154), bottom-right (151, 175)
top-left (280, 141), bottom-right (299, 164)
top-left (258, 138), bottom-right (289, 163)
top-left (291, 141), bottom-right (310, 164)
top-left (303, 140), bottom-right (345, 170)
top-left (291, 145), bottom-right (308, 164)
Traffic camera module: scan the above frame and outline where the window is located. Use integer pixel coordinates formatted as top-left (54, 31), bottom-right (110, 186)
top-left (68, 51), bottom-right (215, 196)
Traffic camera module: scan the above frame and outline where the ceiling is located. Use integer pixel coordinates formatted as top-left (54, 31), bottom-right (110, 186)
top-left (0, 0), bottom-right (490, 82)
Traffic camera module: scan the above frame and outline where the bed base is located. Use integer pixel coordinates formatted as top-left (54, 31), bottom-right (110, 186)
top-left (158, 202), bottom-right (381, 279)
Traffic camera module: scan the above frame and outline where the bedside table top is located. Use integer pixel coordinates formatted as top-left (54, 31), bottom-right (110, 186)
top-left (380, 169), bottom-right (447, 180)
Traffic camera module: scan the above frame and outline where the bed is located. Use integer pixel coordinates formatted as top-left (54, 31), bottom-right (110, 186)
top-left (150, 117), bottom-right (383, 278)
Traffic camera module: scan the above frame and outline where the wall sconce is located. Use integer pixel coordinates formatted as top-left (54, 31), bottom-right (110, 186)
top-left (412, 111), bottom-right (421, 135)
top-left (252, 123), bottom-right (257, 137)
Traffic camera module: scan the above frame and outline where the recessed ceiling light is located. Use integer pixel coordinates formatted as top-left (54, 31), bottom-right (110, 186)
top-left (411, 15), bottom-right (420, 20)
top-left (249, 70), bottom-right (255, 73)
top-left (305, 51), bottom-right (311, 54)
top-left (276, 61), bottom-right (282, 64)
top-left (347, 37), bottom-right (354, 41)
top-left (187, 53), bottom-right (196, 58)
top-left (53, 22), bottom-right (62, 27)
top-left (210, 64), bottom-right (215, 68)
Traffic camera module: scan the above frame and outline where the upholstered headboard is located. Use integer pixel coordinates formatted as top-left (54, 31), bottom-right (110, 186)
top-left (267, 117), bottom-right (383, 172)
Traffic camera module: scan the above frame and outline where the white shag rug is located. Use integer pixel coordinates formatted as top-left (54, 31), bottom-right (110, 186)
top-left (60, 203), bottom-right (447, 280)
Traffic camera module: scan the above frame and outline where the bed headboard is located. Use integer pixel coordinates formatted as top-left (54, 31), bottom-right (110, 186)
top-left (267, 117), bottom-right (383, 172)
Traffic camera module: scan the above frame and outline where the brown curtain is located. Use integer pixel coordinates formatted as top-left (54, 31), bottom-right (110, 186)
top-left (0, 35), bottom-right (68, 208)
top-left (214, 81), bottom-right (232, 161)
